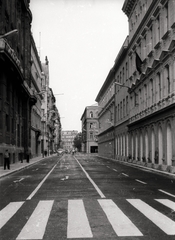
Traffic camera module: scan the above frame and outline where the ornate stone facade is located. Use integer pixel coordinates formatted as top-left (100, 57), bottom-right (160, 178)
top-left (96, 0), bottom-right (175, 173)
top-left (0, 0), bottom-right (34, 165)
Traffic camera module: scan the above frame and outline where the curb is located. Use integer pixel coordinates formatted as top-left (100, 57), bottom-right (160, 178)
top-left (0, 155), bottom-right (60, 179)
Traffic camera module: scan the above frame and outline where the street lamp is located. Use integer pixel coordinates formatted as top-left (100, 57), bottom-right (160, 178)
top-left (0, 29), bottom-right (18, 39)
top-left (114, 81), bottom-right (130, 89)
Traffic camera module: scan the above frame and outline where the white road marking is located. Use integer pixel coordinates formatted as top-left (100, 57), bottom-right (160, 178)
top-left (16, 200), bottom-right (53, 239)
top-left (127, 199), bottom-right (175, 235)
top-left (74, 156), bottom-right (105, 198)
top-left (122, 173), bottom-right (129, 177)
top-left (67, 199), bottom-right (93, 238)
top-left (98, 199), bottom-right (142, 236)
top-left (26, 163), bottom-right (58, 200)
top-left (32, 168), bottom-right (38, 171)
top-left (0, 202), bottom-right (24, 229)
top-left (155, 199), bottom-right (175, 211)
top-left (61, 176), bottom-right (69, 181)
top-left (135, 179), bottom-right (147, 185)
top-left (158, 189), bottom-right (175, 198)
top-left (13, 178), bottom-right (24, 183)
top-left (113, 169), bottom-right (117, 172)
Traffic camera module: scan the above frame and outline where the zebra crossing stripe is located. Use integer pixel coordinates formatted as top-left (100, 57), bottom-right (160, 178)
top-left (98, 199), bottom-right (143, 237)
top-left (16, 200), bottom-right (53, 239)
top-left (127, 199), bottom-right (175, 235)
top-left (0, 202), bottom-right (24, 229)
top-left (155, 199), bottom-right (175, 211)
top-left (67, 199), bottom-right (93, 238)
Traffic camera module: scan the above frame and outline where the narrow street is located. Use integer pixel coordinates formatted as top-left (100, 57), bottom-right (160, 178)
top-left (0, 153), bottom-right (175, 240)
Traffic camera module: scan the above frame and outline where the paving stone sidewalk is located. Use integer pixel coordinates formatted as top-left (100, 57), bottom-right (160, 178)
top-left (0, 155), bottom-right (46, 179)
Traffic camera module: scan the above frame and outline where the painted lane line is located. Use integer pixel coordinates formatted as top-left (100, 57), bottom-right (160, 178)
top-left (122, 173), bottom-right (129, 177)
top-left (16, 200), bottom-right (53, 240)
top-left (155, 199), bottom-right (175, 211)
top-left (67, 199), bottom-right (93, 238)
top-left (27, 163), bottom-right (58, 200)
top-left (135, 179), bottom-right (147, 185)
top-left (158, 189), bottom-right (175, 198)
top-left (113, 169), bottom-right (118, 172)
top-left (13, 178), bottom-right (24, 183)
top-left (107, 166), bottom-right (110, 168)
top-left (32, 168), bottom-right (38, 171)
top-left (74, 156), bottom-right (105, 198)
top-left (0, 202), bottom-right (24, 229)
top-left (127, 199), bottom-right (175, 235)
top-left (98, 199), bottom-right (142, 236)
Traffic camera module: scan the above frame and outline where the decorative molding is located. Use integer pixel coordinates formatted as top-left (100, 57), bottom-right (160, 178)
top-left (162, 29), bottom-right (171, 40)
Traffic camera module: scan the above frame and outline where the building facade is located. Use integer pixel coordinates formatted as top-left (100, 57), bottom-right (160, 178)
top-left (96, 0), bottom-right (175, 173)
top-left (123, 0), bottom-right (175, 171)
top-left (30, 35), bottom-right (43, 158)
top-left (0, 0), bottom-right (35, 165)
top-left (0, 1), bottom-right (62, 165)
top-left (61, 130), bottom-right (78, 152)
top-left (81, 105), bottom-right (99, 153)
top-left (41, 58), bottom-right (61, 156)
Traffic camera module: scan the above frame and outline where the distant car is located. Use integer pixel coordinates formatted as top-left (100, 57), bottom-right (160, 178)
top-left (57, 149), bottom-right (64, 155)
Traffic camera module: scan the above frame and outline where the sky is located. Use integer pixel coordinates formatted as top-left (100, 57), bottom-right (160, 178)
top-left (30, 0), bottom-right (128, 132)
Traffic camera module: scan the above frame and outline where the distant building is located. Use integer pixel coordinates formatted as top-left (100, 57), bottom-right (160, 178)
top-left (61, 130), bottom-right (78, 152)
top-left (81, 105), bottom-right (99, 153)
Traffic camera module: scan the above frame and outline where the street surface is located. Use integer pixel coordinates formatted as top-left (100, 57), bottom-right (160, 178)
top-left (0, 153), bottom-right (175, 240)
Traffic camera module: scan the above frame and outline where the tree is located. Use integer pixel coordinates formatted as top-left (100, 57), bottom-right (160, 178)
top-left (73, 132), bottom-right (82, 152)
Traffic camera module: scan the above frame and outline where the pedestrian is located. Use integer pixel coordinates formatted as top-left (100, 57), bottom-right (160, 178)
top-left (4, 149), bottom-right (10, 170)
top-left (44, 150), bottom-right (47, 157)
top-left (26, 149), bottom-right (30, 163)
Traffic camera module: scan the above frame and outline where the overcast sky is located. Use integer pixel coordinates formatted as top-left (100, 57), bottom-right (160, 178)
top-left (30, 0), bottom-right (128, 132)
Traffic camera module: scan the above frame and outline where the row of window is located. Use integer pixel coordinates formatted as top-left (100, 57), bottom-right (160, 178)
top-left (115, 96), bottom-right (129, 122)
top-left (130, 63), bottom-right (172, 113)
top-left (131, 1), bottom-right (170, 60)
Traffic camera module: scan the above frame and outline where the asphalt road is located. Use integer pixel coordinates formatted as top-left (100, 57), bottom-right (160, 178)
top-left (0, 153), bottom-right (175, 240)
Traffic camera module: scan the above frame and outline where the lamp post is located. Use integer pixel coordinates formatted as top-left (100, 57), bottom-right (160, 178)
top-left (0, 29), bottom-right (18, 39)
top-left (114, 81), bottom-right (130, 89)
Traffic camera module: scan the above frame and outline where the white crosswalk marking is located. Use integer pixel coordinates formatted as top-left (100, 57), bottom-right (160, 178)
top-left (155, 199), bottom-right (175, 211)
top-left (127, 199), bottom-right (175, 235)
top-left (16, 200), bottom-right (53, 240)
top-left (1, 198), bottom-right (175, 239)
top-left (98, 199), bottom-right (143, 237)
top-left (0, 202), bottom-right (24, 229)
top-left (67, 199), bottom-right (93, 238)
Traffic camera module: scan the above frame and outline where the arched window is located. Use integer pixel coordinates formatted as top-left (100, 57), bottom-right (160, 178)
top-left (140, 132), bottom-right (143, 161)
top-left (135, 133), bottom-right (138, 160)
top-left (165, 65), bottom-right (170, 94)
top-left (90, 111), bottom-right (93, 118)
top-left (158, 125), bottom-right (163, 164)
top-left (167, 123), bottom-right (172, 165)
top-left (145, 131), bottom-right (149, 160)
top-left (151, 128), bottom-right (155, 163)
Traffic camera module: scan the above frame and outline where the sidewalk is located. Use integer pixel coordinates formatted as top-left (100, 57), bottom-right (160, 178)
top-left (0, 155), bottom-right (45, 179)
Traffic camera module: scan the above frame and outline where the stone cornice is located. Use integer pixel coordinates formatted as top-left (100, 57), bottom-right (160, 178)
top-left (122, 0), bottom-right (137, 18)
